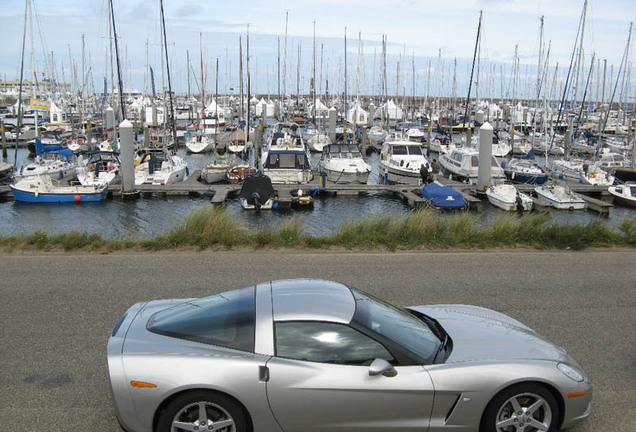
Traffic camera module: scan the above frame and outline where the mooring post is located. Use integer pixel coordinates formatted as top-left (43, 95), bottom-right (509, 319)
top-left (119, 119), bottom-right (138, 200)
top-left (477, 121), bottom-right (493, 190)
top-left (328, 107), bottom-right (337, 143)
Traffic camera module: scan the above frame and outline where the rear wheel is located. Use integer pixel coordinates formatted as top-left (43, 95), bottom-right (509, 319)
top-left (481, 383), bottom-right (559, 432)
top-left (157, 391), bottom-right (247, 432)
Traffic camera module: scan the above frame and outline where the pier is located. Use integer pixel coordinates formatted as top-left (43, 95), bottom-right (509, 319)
top-left (0, 172), bottom-right (615, 215)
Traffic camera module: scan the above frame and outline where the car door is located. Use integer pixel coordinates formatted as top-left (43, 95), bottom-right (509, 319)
top-left (264, 320), bottom-right (435, 432)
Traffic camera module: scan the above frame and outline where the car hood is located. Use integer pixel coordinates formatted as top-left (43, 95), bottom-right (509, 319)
top-left (407, 304), bottom-right (570, 363)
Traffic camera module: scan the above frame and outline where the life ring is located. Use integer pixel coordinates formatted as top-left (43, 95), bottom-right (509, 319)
top-left (77, 138), bottom-right (84, 146)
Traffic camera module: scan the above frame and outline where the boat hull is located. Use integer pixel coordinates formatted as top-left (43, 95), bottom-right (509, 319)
top-left (321, 167), bottom-right (370, 184)
top-left (10, 185), bottom-right (107, 203)
top-left (534, 186), bottom-right (586, 210)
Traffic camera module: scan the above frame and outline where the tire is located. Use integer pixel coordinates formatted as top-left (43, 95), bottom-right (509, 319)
top-left (481, 383), bottom-right (559, 432)
top-left (157, 391), bottom-right (248, 432)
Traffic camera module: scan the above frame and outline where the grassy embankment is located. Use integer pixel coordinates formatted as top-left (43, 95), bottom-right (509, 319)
top-left (1, 206), bottom-right (635, 252)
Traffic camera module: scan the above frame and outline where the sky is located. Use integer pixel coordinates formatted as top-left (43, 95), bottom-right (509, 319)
top-left (0, 0), bottom-right (634, 101)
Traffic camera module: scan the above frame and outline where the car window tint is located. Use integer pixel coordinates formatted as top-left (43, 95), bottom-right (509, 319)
top-left (351, 290), bottom-right (439, 363)
top-left (275, 321), bottom-right (394, 365)
top-left (147, 287), bottom-right (255, 352)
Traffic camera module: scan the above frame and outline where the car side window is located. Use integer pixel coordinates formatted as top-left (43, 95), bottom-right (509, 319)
top-left (275, 321), bottom-right (395, 365)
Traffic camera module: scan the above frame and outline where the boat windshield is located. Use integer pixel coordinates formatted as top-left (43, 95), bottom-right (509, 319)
top-left (408, 146), bottom-right (423, 156)
top-left (266, 152), bottom-right (310, 169)
top-left (392, 145), bottom-right (408, 155)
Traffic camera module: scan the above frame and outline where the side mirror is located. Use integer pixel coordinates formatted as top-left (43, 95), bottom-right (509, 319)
top-left (368, 358), bottom-right (397, 377)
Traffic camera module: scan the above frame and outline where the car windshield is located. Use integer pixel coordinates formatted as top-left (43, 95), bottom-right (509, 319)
top-left (147, 287), bottom-right (255, 352)
top-left (350, 289), bottom-right (440, 364)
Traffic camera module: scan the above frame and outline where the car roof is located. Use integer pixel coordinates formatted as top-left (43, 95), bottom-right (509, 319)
top-left (267, 279), bottom-right (356, 324)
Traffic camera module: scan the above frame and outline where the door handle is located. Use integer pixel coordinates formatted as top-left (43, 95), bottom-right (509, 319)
top-left (259, 366), bottom-right (270, 382)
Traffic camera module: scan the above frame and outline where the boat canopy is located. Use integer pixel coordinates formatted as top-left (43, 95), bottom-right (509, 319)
top-left (420, 181), bottom-right (467, 208)
top-left (239, 175), bottom-right (276, 205)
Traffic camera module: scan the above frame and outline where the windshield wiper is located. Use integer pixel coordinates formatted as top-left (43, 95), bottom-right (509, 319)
top-left (433, 334), bottom-right (449, 363)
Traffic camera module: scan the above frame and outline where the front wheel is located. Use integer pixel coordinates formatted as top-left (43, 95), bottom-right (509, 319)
top-left (157, 391), bottom-right (248, 432)
top-left (481, 383), bottom-right (559, 432)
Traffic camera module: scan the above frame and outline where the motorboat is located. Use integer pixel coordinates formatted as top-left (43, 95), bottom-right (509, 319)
top-left (318, 143), bottom-right (371, 184)
top-left (239, 175), bottom-right (276, 212)
top-left (290, 188), bottom-right (314, 208)
top-left (134, 148), bottom-right (187, 185)
top-left (378, 139), bottom-right (429, 184)
top-left (419, 181), bottom-right (467, 210)
top-left (438, 147), bottom-right (505, 184)
top-left (607, 182), bottom-right (636, 208)
top-left (261, 123), bottom-right (313, 184)
top-left (502, 158), bottom-right (547, 185)
top-left (10, 175), bottom-right (108, 203)
top-left (486, 183), bottom-right (533, 212)
top-left (534, 182), bottom-right (586, 210)
top-left (548, 159), bottom-right (614, 186)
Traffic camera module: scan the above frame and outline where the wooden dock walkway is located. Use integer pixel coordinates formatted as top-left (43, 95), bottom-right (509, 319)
top-left (0, 172), bottom-right (617, 216)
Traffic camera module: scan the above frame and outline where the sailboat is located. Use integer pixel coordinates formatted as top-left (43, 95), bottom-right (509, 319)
top-left (185, 33), bottom-right (215, 154)
top-left (10, 175), bottom-right (108, 203)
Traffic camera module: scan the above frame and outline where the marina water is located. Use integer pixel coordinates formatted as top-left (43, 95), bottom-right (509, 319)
top-left (0, 149), bottom-right (632, 240)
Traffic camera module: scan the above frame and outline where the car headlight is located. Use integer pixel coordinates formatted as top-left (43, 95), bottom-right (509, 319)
top-left (558, 363), bottom-right (585, 382)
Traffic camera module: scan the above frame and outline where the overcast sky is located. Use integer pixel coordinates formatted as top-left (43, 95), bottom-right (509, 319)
top-left (0, 0), bottom-right (634, 100)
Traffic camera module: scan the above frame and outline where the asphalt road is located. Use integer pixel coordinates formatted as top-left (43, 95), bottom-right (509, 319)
top-left (1, 249), bottom-right (634, 432)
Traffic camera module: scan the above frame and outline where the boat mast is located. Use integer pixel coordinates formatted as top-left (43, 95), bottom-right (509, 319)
top-left (14, 0), bottom-right (29, 163)
top-left (108, 0), bottom-right (126, 120)
top-left (530, 16), bottom-right (544, 150)
top-left (247, 24), bottom-right (251, 140)
top-left (159, 0), bottom-right (177, 149)
top-left (200, 33), bottom-right (205, 133)
top-left (343, 27), bottom-right (348, 138)
top-left (312, 20), bottom-right (316, 126)
top-left (463, 10), bottom-right (482, 146)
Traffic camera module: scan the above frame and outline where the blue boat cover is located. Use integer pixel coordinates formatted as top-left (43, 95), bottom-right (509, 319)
top-left (420, 181), bottom-right (467, 208)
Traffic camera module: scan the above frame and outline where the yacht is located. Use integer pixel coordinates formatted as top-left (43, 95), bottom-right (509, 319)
top-left (607, 182), bottom-right (636, 208)
top-left (378, 139), bottom-right (429, 184)
top-left (319, 143), bottom-right (371, 184)
top-left (261, 123), bottom-right (313, 184)
top-left (438, 147), bottom-right (505, 184)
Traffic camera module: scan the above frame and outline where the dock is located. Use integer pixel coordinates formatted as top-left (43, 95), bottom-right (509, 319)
top-left (0, 173), bottom-right (617, 216)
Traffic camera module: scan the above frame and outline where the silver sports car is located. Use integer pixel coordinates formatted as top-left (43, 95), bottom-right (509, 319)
top-left (107, 279), bottom-right (592, 432)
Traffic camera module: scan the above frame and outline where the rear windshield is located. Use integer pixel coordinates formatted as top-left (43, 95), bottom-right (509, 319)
top-left (147, 287), bottom-right (255, 352)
